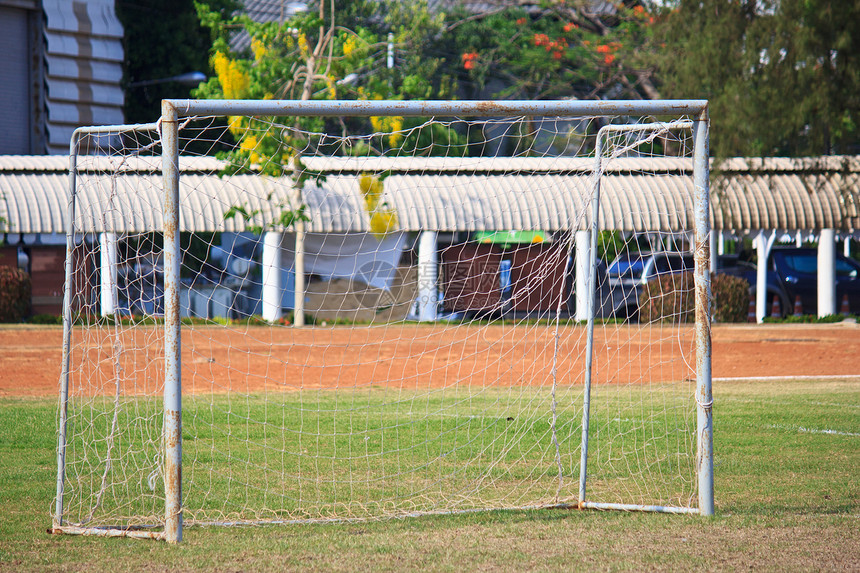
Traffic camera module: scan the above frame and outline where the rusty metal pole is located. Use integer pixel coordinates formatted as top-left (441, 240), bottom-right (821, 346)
top-left (161, 101), bottom-right (183, 542)
top-left (577, 129), bottom-right (603, 507)
top-left (54, 130), bottom-right (83, 530)
top-left (692, 110), bottom-right (715, 516)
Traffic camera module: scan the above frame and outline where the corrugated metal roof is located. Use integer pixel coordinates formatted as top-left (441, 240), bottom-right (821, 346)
top-left (1, 155), bottom-right (858, 235)
top-left (231, 0), bottom-right (307, 53)
top-left (42, 0), bottom-right (125, 155)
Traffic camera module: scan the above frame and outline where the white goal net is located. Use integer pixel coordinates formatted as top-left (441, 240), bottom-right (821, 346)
top-left (54, 100), bottom-right (713, 541)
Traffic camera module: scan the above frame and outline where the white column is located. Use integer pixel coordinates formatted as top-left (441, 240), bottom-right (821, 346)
top-left (717, 230), bottom-right (725, 256)
top-left (818, 228), bottom-right (836, 317)
top-left (99, 232), bottom-right (118, 316)
top-left (756, 230), bottom-right (775, 323)
top-left (844, 237), bottom-right (851, 258)
top-left (574, 230), bottom-right (591, 322)
top-left (417, 231), bottom-right (438, 321)
top-left (261, 231), bottom-right (283, 321)
top-left (293, 223), bottom-right (306, 327)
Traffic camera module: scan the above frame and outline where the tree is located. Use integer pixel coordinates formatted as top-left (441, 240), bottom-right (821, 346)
top-left (195, 0), bottom-right (463, 168)
top-left (429, 1), bottom-right (665, 156)
top-left (116, 0), bottom-right (237, 124)
top-left (653, 0), bottom-right (860, 158)
top-left (440, 2), bottom-right (661, 102)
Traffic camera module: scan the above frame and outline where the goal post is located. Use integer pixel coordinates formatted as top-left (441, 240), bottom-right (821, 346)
top-left (54, 99), bottom-right (713, 543)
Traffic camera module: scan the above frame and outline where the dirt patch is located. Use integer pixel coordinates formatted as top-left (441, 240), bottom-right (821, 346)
top-left (1, 322), bottom-right (859, 398)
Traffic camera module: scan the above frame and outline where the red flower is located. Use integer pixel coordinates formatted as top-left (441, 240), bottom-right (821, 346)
top-left (563, 22), bottom-right (578, 32)
top-left (597, 44), bottom-right (611, 54)
top-left (461, 52), bottom-right (479, 70)
top-left (533, 33), bottom-right (550, 47)
top-left (604, 54), bottom-right (616, 65)
top-left (553, 51), bottom-right (563, 60)
top-left (516, 17), bottom-right (527, 25)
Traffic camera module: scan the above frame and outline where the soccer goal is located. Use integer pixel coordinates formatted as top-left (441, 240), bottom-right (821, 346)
top-left (53, 100), bottom-right (713, 543)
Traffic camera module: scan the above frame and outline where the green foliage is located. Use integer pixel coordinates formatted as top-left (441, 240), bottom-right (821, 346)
top-left (654, 0), bottom-right (860, 157)
top-left (444, 3), bottom-right (660, 103)
top-left (597, 231), bottom-right (626, 265)
top-left (0, 267), bottom-right (31, 322)
top-left (763, 313), bottom-right (855, 324)
top-left (638, 271), bottom-right (696, 324)
top-left (712, 273), bottom-right (751, 323)
top-left (28, 314), bottom-right (63, 325)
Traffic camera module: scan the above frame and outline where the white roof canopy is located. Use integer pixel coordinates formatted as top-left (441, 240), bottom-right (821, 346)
top-left (1, 155), bottom-right (857, 235)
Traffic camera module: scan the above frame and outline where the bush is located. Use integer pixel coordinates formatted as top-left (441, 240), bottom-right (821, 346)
top-left (29, 313), bottom-right (63, 325)
top-left (712, 273), bottom-right (751, 323)
top-left (763, 313), bottom-right (854, 324)
top-left (638, 271), bottom-right (751, 324)
top-left (638, 271), bottom-right (696, 324)
top-left (0, 266), bottom-right (31, 322)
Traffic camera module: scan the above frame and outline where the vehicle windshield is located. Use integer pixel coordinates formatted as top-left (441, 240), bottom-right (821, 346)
top-left (608, 254), bottom-right (646, 280)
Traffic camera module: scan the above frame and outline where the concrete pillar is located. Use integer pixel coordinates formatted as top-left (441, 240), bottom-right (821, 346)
top-left (717, 230), bottom-right (725, 256)
top-left (99, 232), bottom-right (118, 316)
top-left (293, 223), bottom-right (305, 327)
top-left (261, 231), bottom-right (283, 321)
top-left (417, 231), bottom-right (438, 321)
top-left (756, 230), bottom-right (775, 323)
top-left (574, 230), bottom-right (591, 321)
top-left (844, 237), bottom-right (851, 258)
top-left (818, 228), bottom-right (836, 317)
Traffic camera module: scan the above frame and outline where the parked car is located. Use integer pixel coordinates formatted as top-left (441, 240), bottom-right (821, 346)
top-left (605, 251), bottom-right (694, 319)
top-left (724, 247), bottom-right (860, 316)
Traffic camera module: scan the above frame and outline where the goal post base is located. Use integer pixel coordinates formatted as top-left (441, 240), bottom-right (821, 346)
top-left (578, 501), bottom-right (701, 515)
top-left (48, 525), bottom-right (166, 541)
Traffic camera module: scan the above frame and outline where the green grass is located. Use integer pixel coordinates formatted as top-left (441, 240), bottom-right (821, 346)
top-left (1, 379), bottom-right (858, 572)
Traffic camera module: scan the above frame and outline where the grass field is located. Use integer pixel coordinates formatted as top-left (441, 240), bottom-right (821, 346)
top-left (1, 378), bottom-right (858, 572)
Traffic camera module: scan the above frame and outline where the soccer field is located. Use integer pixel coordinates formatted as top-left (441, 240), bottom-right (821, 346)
top-left (1, 338), bottom-right (858, 570)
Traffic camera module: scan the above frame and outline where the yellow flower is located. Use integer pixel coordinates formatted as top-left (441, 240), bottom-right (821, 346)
top-left (369, 210), bottom-right (398, 238)
top-left (364, 194), bottom-right (379, 212)
top-left (359, 173), bottom-right (375, 195)
top-left (369, 115), bottom-right (405, 148)
top-left (251, 38), bottom-right (267, 61)
top-left (227, 115), bottom-right (245, 137)
top-left (298, 33), bottom-right (309, 55)
top-left (343, 35), bottom-right (358, 56)
top-left (359, 173), bottom-right (383, 211)
top-left (239, 135), bottom-right (262, 165)
top-left (388, 117), bottom-right (404, 147)
top-left (212, 51), bottom-right (249, 99)
top-left (239, 134), bottom-right (258, 152)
